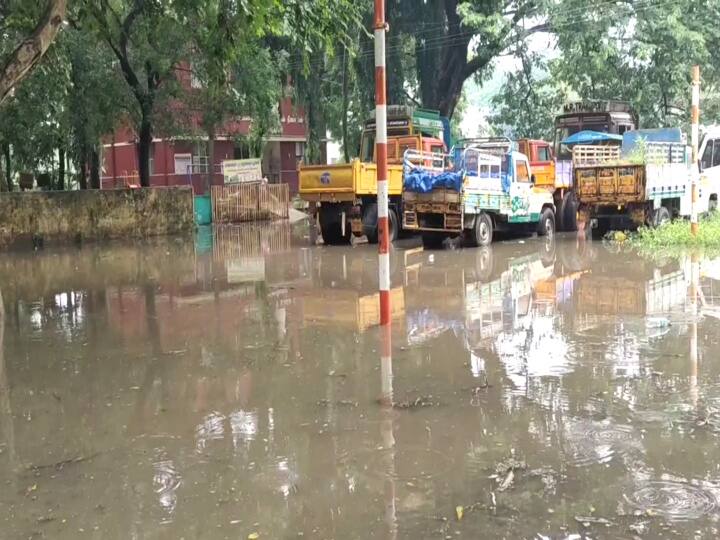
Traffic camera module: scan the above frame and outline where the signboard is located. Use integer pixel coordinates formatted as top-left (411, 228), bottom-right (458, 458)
top-left (222, 159), bottom-right (262, 184)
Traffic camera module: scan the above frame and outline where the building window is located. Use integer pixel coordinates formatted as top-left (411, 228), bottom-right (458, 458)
top-left (295, 142), bottom-right (305, 159)
top-left (174, 153), bottom-right (192, 175)
top-left (193, 142), bottom-right (209, 173)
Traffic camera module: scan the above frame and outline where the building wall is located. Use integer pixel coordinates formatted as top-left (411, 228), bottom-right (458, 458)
top-left (102, 97), bottom-right (307, 195)
top-left (0, 187), bottom-right (194, 249)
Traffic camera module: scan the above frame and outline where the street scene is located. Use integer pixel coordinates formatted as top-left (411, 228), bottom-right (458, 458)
top-left (2, 0), bottom-right (720, 539)
top-left (1, 226), bottom-right (720, 538)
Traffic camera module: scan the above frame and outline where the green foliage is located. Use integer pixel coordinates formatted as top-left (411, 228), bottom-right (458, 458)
top-left (632, 212), bottom-right (720, 249)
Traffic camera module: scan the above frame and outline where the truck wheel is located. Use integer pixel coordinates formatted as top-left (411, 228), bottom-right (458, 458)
top-left (363, 204), bottom-right (397, 244)
top-left (652, 206), bottom-right (671, 228)
top-left (470, 212), bottom-right (493, 247)
top-left (362, 203), bottom-right (378, 244)
top-left (537, 207), bottom-right (555, 237)
top-left (561, 191), bottom-right (578, 232)
top-left (319, 207), bottom-right (350, 245)
top-left (388, 208), bottom-right (399, 243)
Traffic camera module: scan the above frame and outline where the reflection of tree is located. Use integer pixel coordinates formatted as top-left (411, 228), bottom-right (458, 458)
top-left (0, 288), bottom-right (17, 479)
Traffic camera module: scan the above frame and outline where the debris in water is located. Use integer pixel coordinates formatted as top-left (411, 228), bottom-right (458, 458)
top-left (574, 515), bottom-right (614, 526)
top-left (393, 395), bottom-right (439, 410)
top-left (645, 317), bottom-right (670, 329)
top-left (316, 399), bottom-right (358, 408)
top-left (455, 505), bottom-right (463, 520)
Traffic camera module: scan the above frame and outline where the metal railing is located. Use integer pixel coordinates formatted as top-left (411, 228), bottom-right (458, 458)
top-left (211, 182), bottom-right (289, 223)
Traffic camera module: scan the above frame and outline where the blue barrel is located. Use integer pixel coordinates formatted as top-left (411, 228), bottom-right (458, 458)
top-left (194, 195), bottom-right (212, 225)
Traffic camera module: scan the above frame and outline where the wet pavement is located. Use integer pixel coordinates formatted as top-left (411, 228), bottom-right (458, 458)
top-left (1, 224), bottom-right (720, 539)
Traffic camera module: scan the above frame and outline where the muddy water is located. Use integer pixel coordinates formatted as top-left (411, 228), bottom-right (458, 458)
top-left (1, 225), bottom-right (720, 539)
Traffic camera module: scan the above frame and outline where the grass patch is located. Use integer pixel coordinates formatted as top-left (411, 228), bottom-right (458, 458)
top-left (630, 212), bottom-right (720, 249)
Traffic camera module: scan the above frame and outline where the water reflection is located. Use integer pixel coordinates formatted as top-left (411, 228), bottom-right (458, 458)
top-left (2, 226), bottom-right (720, 538)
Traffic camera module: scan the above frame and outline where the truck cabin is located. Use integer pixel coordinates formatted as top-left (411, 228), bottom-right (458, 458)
top-left (553, 100), bottom-right (638, 160)
top-left (359, 106), bottom-right (447, 164)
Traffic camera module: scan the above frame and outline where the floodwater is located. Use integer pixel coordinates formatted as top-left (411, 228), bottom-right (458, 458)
top-left (1, 224), bottom-right (720, 539)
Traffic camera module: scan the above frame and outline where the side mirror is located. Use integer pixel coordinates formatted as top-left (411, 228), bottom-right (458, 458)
top-left (530, 174), bottom-right (536, 184)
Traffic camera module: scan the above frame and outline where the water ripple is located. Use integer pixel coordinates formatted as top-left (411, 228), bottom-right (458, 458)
top-left (627, 481), bottom-right (717, 521)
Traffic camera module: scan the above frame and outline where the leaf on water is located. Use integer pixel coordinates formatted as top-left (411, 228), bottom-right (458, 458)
top-left (248, 533), bottom-right (259, 539)
top-left (455, 505), bottom-right (464, 520)
top-left (497, 470), bottom-right (514, 492)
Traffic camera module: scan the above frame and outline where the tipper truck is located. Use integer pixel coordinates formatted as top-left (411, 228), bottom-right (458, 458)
top-left (299, 106), bottom-right (450, 245)
top-left (574, 127), bottom-right (720, 236)
top-left (402, 138), bottom-right (556, 247)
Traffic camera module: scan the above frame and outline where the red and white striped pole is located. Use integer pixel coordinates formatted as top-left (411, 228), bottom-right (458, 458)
top-left (374, 0), bottom-right (391, 326)
top-left (691, 65), bottom-right (700, 237)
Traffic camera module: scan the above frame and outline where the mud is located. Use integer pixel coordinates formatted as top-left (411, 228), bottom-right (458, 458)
top-left (1, 224), bottom-right (720, 538)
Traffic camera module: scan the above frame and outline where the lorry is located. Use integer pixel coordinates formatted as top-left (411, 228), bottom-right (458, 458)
top-left (515, 100), bottom-right (639, 232)
top-left (299, 106), bottom-right (450, 245)
top-left (574, 127), bottom-right (720, 236)
top-left (401, 138), bottom-right (556, 247)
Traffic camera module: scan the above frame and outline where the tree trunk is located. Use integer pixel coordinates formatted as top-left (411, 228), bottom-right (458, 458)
top-left (90, 145), bottom-right (100, 189)
top-left (57, 147), bottom-right (65, 190)
top-left (2, 144), bottom-right (11, 192)
top-left (137, 112), bottom-right (152, 188)
top-left (341, 48), bottom-right (350, 163)
top-left (77, 143), bottom-right (88, 190)
top-left (206, 127), bottom-right (215, 195)
top-left (0, 0), bottom-right (67, 105)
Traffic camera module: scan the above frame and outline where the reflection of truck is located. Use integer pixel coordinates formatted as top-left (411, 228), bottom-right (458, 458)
top-left (575, 130), bottom-right (720, 235)
top-left (299, 106), bottom-right (449, 245)
top-left (402, 139), bottom-right (555, 247)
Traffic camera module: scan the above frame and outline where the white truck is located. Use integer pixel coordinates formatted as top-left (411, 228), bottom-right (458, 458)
top-left (575, 128), bottom-right (720, 236)
top-left (401, 138), bottom-right (556, 247)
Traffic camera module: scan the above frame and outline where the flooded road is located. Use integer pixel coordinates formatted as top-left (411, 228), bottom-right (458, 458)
top-left (2, 224), bottom-right (720, 539)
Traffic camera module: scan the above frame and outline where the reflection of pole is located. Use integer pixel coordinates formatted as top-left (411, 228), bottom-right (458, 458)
top-left (374, 0), bottom-right (391, 325)
top-left (691, 65), bottom-right (700, 237)
top-left (690, 254), bottom-right (700, 407)
top-left (378, 323), bottom-right (396, 540)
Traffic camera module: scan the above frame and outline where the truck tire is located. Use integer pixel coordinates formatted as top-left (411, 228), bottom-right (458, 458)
top-left (560, 191), bottom-right (578, 232)
top-left (470, 212), bottom-right (493, 247)
top-left (363, 204), bottom-right (398, 244)
top-left (388, 208), bottom-right (399, 243)
top-left (363, 203), bottom-right (378, 244)
top-left (537, 207), bottom-right (555, 237)
top-left (319, 206), bottom-right (350, 245)
top-left (652, 206), bottom-right (671, 228)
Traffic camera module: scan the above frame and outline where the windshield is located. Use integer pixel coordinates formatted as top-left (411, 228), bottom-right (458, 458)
top-left (360, 131), bottom-right (375, 162)
top-left (554, 123), bottom-right (610, 159)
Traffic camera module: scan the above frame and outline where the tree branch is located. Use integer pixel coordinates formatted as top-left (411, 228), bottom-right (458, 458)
top-left (0, 0), bottom-right (67, 105)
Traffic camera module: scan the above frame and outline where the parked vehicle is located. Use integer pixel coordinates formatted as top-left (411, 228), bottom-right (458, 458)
top-left (299, 106), bottom-right (450, 245)
top-left (402, 138), bottom-right (556, 247)
top-left (543, 100), bottom-right (640, 231)
top-left (574, 128), bottom-right (720, 236)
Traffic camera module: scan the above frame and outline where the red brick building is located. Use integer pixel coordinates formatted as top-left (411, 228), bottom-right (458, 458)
top-left (101, 68), bottom-right (308, 194)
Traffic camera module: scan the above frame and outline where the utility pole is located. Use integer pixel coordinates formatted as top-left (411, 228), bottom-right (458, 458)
top-left (691, 65), bottom-right (700, 236)
top-left (374, 0), bottom-right (391, 326)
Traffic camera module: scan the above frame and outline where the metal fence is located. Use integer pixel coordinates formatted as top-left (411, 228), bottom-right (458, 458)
top-left (211, 182), bottom-right (289, 223)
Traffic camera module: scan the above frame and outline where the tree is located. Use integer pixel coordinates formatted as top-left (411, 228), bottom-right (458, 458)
top-left (180, 0), bottom-right (283, 190)
top-left (82, 0), bottom-right (189, 187)
top-left (491, 0), bottom-right (720, 136)
top-left (0, 0), bottom-right (67, 106)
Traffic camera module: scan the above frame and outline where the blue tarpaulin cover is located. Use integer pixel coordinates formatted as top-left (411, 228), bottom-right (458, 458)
top-left (622, 128), bottom-right (684, 156)
top-left (403, 168), bottom-right (464, 193)
top-left (562, 130), bottom-right (623, 145)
